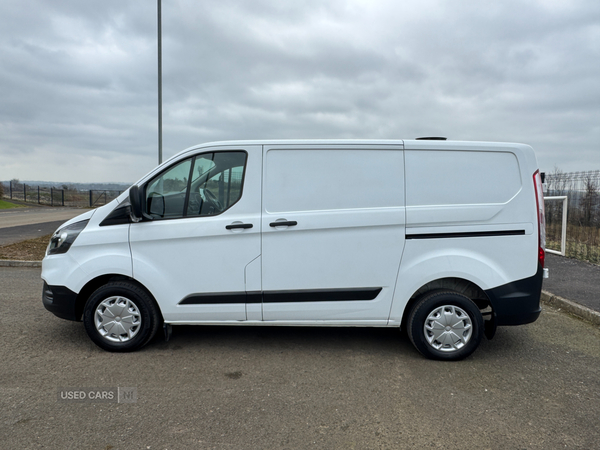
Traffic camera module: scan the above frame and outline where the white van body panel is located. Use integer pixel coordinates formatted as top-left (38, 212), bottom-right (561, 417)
top-left (260, 144), bottom-right (405, 322)
top-left (388, 233), bottom-right (537, 324)
top-left (41, 203), bottom-right (132, 293)
top-left (129, 144), bottom-right (262, 322)
top-left (404, 142), bottom-right (533, 229)
top-left (41, 139), bottom-right (544, 356)
top-left (244, 255), bottom-right (262, 321)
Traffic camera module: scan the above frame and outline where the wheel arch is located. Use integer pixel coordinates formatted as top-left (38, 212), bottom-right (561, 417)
top-left (74, 274), bottom-right (163, 322)
top-left (400, 277), bottom-right (494, 335)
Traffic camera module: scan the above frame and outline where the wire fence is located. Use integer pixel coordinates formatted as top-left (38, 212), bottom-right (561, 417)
top-left (1, 181), bottom-right (124, 208)
top-left (544, 170), bottom-right (600, 264)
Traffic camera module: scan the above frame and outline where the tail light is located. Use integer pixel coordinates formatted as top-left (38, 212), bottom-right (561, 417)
top-left (533, 170), bottom-right (546, 268)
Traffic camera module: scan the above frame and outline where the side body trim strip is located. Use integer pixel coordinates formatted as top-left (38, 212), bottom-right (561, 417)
top-left (179, 288), bottom-right (382, 305)
top-left (179, 292), bottom-right (247, 305)
top-left (406, 230), bottom-right (525, 240)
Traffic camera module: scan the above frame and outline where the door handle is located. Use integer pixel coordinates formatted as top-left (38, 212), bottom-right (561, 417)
top-left (226, 223), bottom-right (253, 230)
top-left (269, 220), bottom-right (298, 227)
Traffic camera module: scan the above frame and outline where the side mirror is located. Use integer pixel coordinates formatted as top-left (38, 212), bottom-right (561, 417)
top-left (129, 185), bottom-right (143, 223)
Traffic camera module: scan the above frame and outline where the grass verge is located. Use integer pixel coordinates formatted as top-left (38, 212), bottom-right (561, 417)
top-left (0, 199), bottom-right (25, 209)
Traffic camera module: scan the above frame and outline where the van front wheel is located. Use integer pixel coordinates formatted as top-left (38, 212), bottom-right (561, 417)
top-left (407, 291), bottom-right (483, 361)
top-left (83, 281), bottom-right (160, 352)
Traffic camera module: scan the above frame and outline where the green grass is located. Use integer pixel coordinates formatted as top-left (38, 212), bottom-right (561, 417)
top-left (0, 199), bottom-right (24, 209)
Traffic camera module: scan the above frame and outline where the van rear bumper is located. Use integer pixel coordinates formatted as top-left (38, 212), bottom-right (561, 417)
top-left (485, 264), bottom-right (544, 326)
top-left (42, 282), bottom-right (80, 321)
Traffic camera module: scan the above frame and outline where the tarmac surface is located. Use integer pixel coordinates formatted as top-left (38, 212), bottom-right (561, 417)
top-left (0, 205), bottom-right (90, 228)
top-left (0, 206), bottom-right (89, 245)
top-left (0, 220), bottom-right (66, 246)
top-left (1, 203), bottom-right (599, 447)
top-left (1, 266), bottom-right (599, 449)
top-left (544, 253), bottom-right (599, 312)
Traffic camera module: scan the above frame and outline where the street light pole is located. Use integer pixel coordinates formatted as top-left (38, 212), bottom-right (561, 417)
top-left (157, 0), bottom-right (163, 165)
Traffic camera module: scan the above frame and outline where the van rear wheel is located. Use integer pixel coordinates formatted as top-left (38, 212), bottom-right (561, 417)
top-left (407, 291), bottom-right (483, 361)
top-left (83, 281), bottom-right (160, 352)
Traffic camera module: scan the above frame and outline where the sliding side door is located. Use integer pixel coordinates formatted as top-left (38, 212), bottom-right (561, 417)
top-left (261, 144), bottom-right (406, 323)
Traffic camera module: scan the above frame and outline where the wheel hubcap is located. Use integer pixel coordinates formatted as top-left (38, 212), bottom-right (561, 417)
top-left (424, 305), bottom-right (473, 352)
top-left (94, 296), bottom-right (141, 343)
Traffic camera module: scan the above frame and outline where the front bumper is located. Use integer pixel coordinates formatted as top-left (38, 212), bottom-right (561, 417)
top-left (42, 282), bottom-right (80, 321)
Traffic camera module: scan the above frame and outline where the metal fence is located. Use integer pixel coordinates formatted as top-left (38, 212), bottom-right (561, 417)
top-left (544, 170), bottom-right (600, 264)
top-left (2, 182), bottom-right (123, 208)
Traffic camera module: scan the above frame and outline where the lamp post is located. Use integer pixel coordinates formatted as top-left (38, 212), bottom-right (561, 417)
top-left (157, 0), bottom-right (163, 165)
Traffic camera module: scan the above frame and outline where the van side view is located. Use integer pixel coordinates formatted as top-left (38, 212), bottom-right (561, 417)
top-left (41, 139), bottom-right (547, 360)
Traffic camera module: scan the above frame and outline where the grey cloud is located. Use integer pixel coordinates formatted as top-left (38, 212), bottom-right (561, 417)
top-left (0, 0), bottom-right (599, 182)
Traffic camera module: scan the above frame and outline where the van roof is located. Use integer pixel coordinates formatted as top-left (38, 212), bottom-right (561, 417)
top-left (147, 139), bottom-right (535, 176)
top-left (136, 139), bottom-right (537, 191)
top-left (178, 139), bottom-right (529, 152)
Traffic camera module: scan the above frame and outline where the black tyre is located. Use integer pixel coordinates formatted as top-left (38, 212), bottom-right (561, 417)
top-left (407, 291), bottom-right (484, 361)
top-left (83, 281), bottom-right (161, 352)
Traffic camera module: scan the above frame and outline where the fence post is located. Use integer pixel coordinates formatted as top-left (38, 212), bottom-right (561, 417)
top-left (51, 188), bottom-right (53, 206)
top-left (9, 181), bottom-right (12, 199)
top-left (61, 190), bottom-right (64, 206)
top-left (38, 186), bottom-right (40, 204)
top-left (24, 183), bottom-right (26, 202)
top-left (89, 190), bottom-right (93, 207)
top-left (545, 196), bottom-right (568, 257)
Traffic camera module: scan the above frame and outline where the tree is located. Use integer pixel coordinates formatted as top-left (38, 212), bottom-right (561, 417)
top-left (547, 166), bottom-right (567, 196)
top-left (580, 175), bottom-right (599, 227)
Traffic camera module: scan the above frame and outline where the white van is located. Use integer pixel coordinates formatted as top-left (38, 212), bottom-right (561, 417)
top-left (42, 139), bottom-right (547, 360)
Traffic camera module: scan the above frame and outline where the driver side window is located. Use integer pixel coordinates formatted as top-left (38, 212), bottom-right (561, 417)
top-left (144, 151), bottom-right (247, 220)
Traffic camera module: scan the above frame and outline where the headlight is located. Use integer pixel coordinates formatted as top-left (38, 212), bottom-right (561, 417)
top-left (46, 220), bottom-right (89, 255)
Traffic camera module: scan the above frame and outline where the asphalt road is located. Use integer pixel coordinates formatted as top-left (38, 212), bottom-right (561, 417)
top-left (1, 267), bottom-right (599, 449)
top-left (544, 253), bottom-right (600, 312)
top-left (0, 207), bottom-right (90, 245)
top-left (0, 206), bottom-right (89, 227)
top-left (0, 221), bottom-right (67, 246)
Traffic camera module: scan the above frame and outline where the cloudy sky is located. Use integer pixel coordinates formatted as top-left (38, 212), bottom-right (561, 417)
top-left (1, 0), bottom-right (599, 183)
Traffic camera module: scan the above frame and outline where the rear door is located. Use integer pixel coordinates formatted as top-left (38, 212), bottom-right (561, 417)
top-left (260, 144), bottom-right (406, 323)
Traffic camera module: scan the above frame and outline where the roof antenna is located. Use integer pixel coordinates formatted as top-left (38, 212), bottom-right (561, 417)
top-left (416, 137), bottom-right (447, 140)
